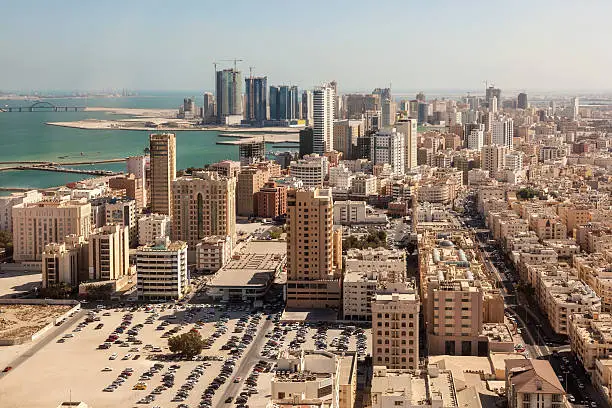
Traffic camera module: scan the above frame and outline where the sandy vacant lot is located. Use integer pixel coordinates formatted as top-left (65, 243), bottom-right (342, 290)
top-left (0, 304), bottom-right (71, 340)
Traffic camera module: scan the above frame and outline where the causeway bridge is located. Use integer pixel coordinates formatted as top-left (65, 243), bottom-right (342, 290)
top-left (0, 101), bottom-right (86, 113)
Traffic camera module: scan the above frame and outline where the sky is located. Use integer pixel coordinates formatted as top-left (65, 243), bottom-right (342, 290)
top-left (1, 0), bottom-right (611, 93)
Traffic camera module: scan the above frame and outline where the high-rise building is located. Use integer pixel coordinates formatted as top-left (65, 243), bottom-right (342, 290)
top-left (236, 166), bottom-right (270, 217)
top-left (481, 145), bottom-right (508, 174)
top-left (372, 289), bottom-right (420, 369)
top-left (491, 118), bottom-right (514, 148)
top-left (370, 128), bottom-right (405, 175)
top-left (485, 86), bottom-right (501, 107)
top-left (333, 119), bottom-right (363, 160)
top-left (216, 68), bottom-right (243, 121)
top-left (171, 171), bottom-right (236, 248)
top-left (313, 83), bottom-right (335, 154)
top-left (572, 97), bottom-right (580, 121)
top-left (109, 174), bottom-right (145, 211)
top-left (41, 236), bottom-right (88, 288)
top-left (286, 188), bottom-right (342, 308)
top-left (345, 93), bottom-right (381, 119)
top-left (89, 224), bottom-right (130, 281)
top-left (203, 92), bottom-right (216, 123)
top-left (417, 102), bottom-right (429, 124)
top-left (245, 76), bottom-right (268, 123)
top-left (0, 190), bottom-right (43, 232)
top-left (490, 96), bottom-right (498, 113)
top-left (467, 124), bottom-right (485, 150)
top-left (12, 200), bottom-right (91, 261)
top-left (136, 237), bottom-right (188, 301)
top-left (104, 198), bottom-right (137, 246)
top-left (517, 92), bottom-right (528, 109)
top-left (395, 119), bottom-right (418, 171)
top-left (149, 133), bottom-right (176, 217)
top-left (238, 140), bottom-right (266, 166)
top-left (299, 127), bottom-right (314, 158)
top-left (381, 98), bottom-right (397, 128)
top-left (269, 86), bottom-right (280, 121)
top-left (254, 181), bottom-right (287, 219)
top-left (301, 90), bottom-right (314, 125)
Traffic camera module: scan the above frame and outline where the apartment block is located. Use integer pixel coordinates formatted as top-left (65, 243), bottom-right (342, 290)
top-left (289, 154), bottom-right (329, 188)
top-left (569, 313), bottom-right (612, 374)
top-left (0, 190), bottom-right (43, 232)
top-left (333, 200), bottom-right (387, 226)
top-left (138, 213), bottom-right (171, 246)
top-left (104, 198), bottom-right (137, 246)
top-left (136, 237), bottom-right (188, 300)
top-left (88, 224), bottom-right (130, 281)
top-left (149, 133), bottom-right (176, 217)
top-left (41, 235), bottom-right (88, 288)
top-left (270, 349), bottom-right (356, 408)
top-left (506, 360), bottom-right (565, 408)
top-left (574, 253), bottom-right (612, 312)
top-left (108, 174), bottom-right (146, 211)
top-left (529, 213), bottom-right (568, 240)
top-left (172, 171), bottom-right (236, 249)
top-left (12, 200), bottom-right (92, 261)
top-left (195, 235), bottom-right (232, 273)
top-left (209, 160), bottom-right (241, 178)
top-left (254, 181), bottom-right (287, 219)
top-left (236, 166), bottom-right (270, 217)
top-left (286, 188), bottom-right (342, 309)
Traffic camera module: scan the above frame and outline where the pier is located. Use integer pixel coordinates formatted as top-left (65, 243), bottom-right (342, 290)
top-left (0, 163), bottom-right (124, 176)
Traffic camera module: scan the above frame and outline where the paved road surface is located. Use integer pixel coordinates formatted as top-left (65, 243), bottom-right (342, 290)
top-left (0, 308), bottom-right (86, 380)
top-left (215, 319), bottom-right (273, 407)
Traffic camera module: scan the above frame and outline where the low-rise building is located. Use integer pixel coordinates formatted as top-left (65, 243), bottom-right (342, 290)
top-left (333, 201), bottom-right (387, 225)
top-left (138, 213), bottom-right (171, 246)
top-left (506, 359), bottom-right (565, 408)
top-left (42, 235), bottom-right (89, 288)
top-left (569, 313), bottom-right (612, 373)
top-left (195, 235), bottom-right (233, 273)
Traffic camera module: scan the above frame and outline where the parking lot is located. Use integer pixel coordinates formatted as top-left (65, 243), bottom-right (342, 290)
top-left (0, 301), bottom-right (371, 408)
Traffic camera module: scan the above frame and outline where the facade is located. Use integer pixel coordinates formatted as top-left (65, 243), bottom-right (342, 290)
top-left (302, 90), bottom-right (314, 125)
top-left (0, 190), bottom-right (43, 232)
top-left (136, 237), bottom-right (188, 300)
top-left (149, 133), bottom-right (176, 217)
top-left (372, 290), bottom-right (420, 369)
top-left (313, 83), bottom-right (336, 154)
top-left (109, 174), bottom-right (146, 211)
top-left (299, 127), bottom-right (314, 158)
top-left (517, 93), bottom-right (528, 109)
top-left (370, 129), bottom-right (405, 175)
top-left (286, 188), bottom-right (342, 309)
top-left (467, 124), bottom-right (485, 150)
top-left (171, 171), bottom-right (236, 248)
top-left (506, 360), bottom-right (565, 408)
top-left (41, 236), bottom-right (88, 288)
top-left (333, 201), bottom-right (387, 225)
top-left (333, 119), bottom-right (363, 160)
top-left (88, 224), bottom-right (130, 281)
top-left (352, 173), bottom-right (378, 196)
top-left (12, 200), bottom-right (92, 261)
top-left (238, 140), bottom-right (266, 166)
top-left (481, 144), bottom-right (508, 174)
top-left (329, 165), bottom-right (354, 190)
top-left (254, 181), bottom-right (287, 219)
top-left (270, 349), bottom-right (356, 408)
top-left (195, 235), bottom-right (233, 273)
top-left (209, 160), bottom-right (241, 178)
top-left (289, 154), bottom-right (328, 188)
top-left (245, 76), bottom-right (268, 123)
top-left (138, 213), bottom-right (171, 246)
top-left (216, 68), bottom-right (243, 121)
top-left (395, 119), bottom-right (418, 171)
top-left (491, 118), bottom-right (514, 148)
top-left (236, 166), bottom-right (270, 216)
top-left (104, 198), bottom-right (137, 246)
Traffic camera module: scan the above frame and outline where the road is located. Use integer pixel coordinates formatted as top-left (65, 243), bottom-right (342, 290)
top-left (215, 319), bottom-right (273, 407)
top-left (0, 308), bottom-right (86, 380)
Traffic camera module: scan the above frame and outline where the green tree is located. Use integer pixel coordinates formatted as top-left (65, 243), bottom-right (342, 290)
top-left (0, 230), bottom-right (13, 255)
top-left (269, 227), bottom-right (282, 239)
top-left (39, 282), bottom-right (73, 299)
top-left (168, 331), bottom-right (204, 358)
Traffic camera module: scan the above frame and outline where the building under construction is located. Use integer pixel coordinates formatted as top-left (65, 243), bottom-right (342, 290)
top-left (238, 140), bottom-right (266, 166)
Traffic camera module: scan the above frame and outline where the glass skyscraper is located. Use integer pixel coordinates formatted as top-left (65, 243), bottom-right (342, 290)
top-left (269, 85), bottom-right (299, 120)
top-left (216, 69), bottom-right (242, 121)
top-left (245, 76), bottom-right (268, 123)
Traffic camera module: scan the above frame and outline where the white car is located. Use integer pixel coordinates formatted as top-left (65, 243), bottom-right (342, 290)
top-left (109, 353), bottom-right (118, 360)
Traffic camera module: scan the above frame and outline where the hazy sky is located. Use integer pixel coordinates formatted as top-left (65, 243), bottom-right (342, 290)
top-left (1, 0), bottom-right (611, 93)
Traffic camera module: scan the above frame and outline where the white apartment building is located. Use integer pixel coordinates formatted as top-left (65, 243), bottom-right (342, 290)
top-left (329, 164), bottom-right (354, 190)
top-left (370, 128), bottom-right (405, 175)
top-left (289, 154), bottom-right (328, 188)
top-left (333, 201), bottom-right (387, 226)
top-left (395, 119), bottom-right (418, 171)
top-left (89, 224), bottom-right (130, 281)
top-left (467, 124), bottom-right (485, 150)
top-left (492, 117), bottom-right (514, 148)
top-left (195, 235), bottom-right (232, 273)
top-left (351, 173), bottom-right (378, 196)
top-left (136, 237), bottom-right (188, 300)
top-left (105, 198), bottom-right (137, 246)
top-left (138, 213), bottom-right (171, 246)
top-left (481, 145), bottom-right (508, 173)
top-left (504, 152), bottom-right (523, 171)
top-left (313, 83), bottom-right (335, 154)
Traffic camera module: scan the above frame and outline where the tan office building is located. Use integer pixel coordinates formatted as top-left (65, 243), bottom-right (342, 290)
top-left (172, 171), bottom-right (236, 248)
top-left (149, 133), bottom-right (176, 217)
top-left (89, 224), bottom-right (130, 281)
top-left (236, 166), bottom-right (269, 217)
top-left (12, 200), bottom-right (91, 261)
top-left (286, 188), bottom-right (342, 308)
top-left (42, 235), bottom-right (89, 288)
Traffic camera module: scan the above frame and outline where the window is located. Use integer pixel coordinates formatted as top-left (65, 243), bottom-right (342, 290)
top-left (394, 401), bottom-right (403, 406)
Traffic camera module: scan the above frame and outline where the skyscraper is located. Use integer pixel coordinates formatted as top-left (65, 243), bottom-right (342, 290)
top-left (238, 140), bottom-right (266, 166)
top-left (269, 86), bottom-right (280, 121)
top-left (149, 133), bottom-right (176, 217)
top-left (481, 145), bottom-right (508, 174)
top-left (269, 85), bottom-right (299, 120)
top-left (491, 118), bottom-right (514, 148)
top-left (517, 92), bottom-right (528, 109)
top-left (216, 68), bottom-right (243, 121)
top-left (301, 90), bottom-right (314, 124)
top-left (313, 83), bottom-right (335, 154)
top-left (245, 76), bottom-right (268, 123)
top-left (203, 92), bottom-right (216, 122)
top-left (381, 98), bottom-right (397, 128)
top-left (485, 85), bottom-right (501, 108)
top-left (286, 187), bottom-right (342, 308)
top-left (417, 102), bottom-right (429, 124)
top-left (396, 118), bottom-right (418, 171)
top-left (370, 128), bottom-right (405, 175)
top-left (572, 97), bottom-right (580, 121)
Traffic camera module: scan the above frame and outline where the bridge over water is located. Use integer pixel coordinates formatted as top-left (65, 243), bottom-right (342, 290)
top-left (0, 101), bottom-right (85, 113)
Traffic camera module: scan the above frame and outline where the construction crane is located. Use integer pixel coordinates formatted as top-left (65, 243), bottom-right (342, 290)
top-left (218, 58), bottom-right (244, 71)
top-left (249, 66), bottom-right (255, 78)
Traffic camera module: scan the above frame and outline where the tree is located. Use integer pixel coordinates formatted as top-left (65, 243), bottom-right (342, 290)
top-left (39, 282), bottom-right (73, 299)
top-left (0, 230), bottom-right (13, 256)
top-left (168, 331), bottom-right (204, 358)
top-left (269, 227), bottom-right (282, 240)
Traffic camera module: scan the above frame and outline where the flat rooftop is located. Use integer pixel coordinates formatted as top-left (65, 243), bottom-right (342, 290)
top-left (208, 252), bottom-right (285, 288)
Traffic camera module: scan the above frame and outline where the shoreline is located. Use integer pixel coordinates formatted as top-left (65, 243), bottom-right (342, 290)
top-left (46, 120), bottom-right (302, 133)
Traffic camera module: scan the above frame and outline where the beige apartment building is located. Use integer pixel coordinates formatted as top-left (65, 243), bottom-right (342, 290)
top-left (41, 235), bottom-right (88, 288)
top-left (569, 313), bottom-right (612, 374)
top-left (171, 171), bottom-right (236, 249)
top-left (574, 252), bottom-right (612, 312)
top-left (12, 200), bottom-right (92, 261)
top-left (149, 133), bottom-right (176, 217)
top-left (236, 166), bottom-right (269, 217)
top-left (136, 237), bottom-right (188, 300)
top-left (104, 198), bottom-right (137, 246)
top-left (557, 204), bottom-right (592, 235)
top-left (89, 224), bottom-right (130, 281)
top-left (506, 360), bottom-right (565, 408)
top-left (195, 235), bottom-right (232, 272)
top-left (372, 289), bottom-right (420, 369)
top-left (529, 213), bottom-right (567, 240)
top-left (286, 188), bottom-right (342, 309)
top-left (209, 160), bottom-right (241, 178)
top-left (108, 174), bottom-right (146, 210)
